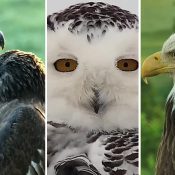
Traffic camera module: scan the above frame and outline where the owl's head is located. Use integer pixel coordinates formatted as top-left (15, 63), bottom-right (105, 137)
top-left (47, 2), bottom-right (138, 131)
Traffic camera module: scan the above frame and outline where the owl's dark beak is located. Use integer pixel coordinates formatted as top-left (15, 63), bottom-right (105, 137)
top-left (0, 31), bottom-right (5, 50)
top-left (91, 89), bottom-right (102, 114)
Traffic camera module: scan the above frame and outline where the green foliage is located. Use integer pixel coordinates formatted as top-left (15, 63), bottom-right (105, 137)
top-left (0, 0), bottom-right (45, 60)
top-left (142, 0), bottom-right (175, 174)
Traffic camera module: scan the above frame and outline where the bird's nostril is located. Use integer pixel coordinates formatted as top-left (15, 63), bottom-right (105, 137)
top-left (154, 57), bottom-right (159, 61)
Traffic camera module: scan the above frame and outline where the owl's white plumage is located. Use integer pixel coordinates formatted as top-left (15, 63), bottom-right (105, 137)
top-left (48, 2), bottom-right (138, 175)
top-left (48, 27), bottom-right (138, 130)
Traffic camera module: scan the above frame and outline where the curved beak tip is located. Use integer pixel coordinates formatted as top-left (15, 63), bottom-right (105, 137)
top-left (0, 31), bottom-right (5, 50)
top-left (143, 77), bottom-right (148, 84)
top-left (141, 51), bottom-right (162, 84)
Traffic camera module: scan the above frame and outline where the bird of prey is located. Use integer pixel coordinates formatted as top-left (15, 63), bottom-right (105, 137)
top-left (47, 2), bottom-right (139, 175)
top-left (142, 34), bottom-right (175, 175)
top-left (0, 31), bottom-right (45, 175)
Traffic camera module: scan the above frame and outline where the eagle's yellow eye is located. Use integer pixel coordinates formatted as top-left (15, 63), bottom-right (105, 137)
top-left (116, 59), bottom-right (138, 71)
top-left (54, 59), bottom-right (78, 72)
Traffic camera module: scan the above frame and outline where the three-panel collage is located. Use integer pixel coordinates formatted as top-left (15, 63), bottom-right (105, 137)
top-left (0, 0), bottom-right (174, 175)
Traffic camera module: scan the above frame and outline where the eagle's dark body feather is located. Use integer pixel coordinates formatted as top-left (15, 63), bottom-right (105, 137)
top-left (0, 50), bottom-right (44, 103)
top-left (0, 50), bottom-right (45, 175)
top-left (0, 100), bottom-right (45, 175)
top-left (156, 95), bottom-right (175, 175)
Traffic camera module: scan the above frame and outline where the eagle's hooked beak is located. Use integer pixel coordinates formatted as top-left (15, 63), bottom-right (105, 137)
top-left (0, 31), bottom-right (5, 50)
top-left (142, 51), bottom-right (175, 84)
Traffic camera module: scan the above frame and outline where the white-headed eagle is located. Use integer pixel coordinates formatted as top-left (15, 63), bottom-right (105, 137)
top-left (142, 34), bottom-right (175, 175)
top-left (0, 31), bottom-right (45, 175)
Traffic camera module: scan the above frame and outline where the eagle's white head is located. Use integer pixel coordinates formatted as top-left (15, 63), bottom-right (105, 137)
top-left (47, 2), bottom-right (138, 131)
top-left (142, 34), bottom-right (175, 82)
top-left (142, 33), bottom-right (175, 101)
top-left (162, 34), bottom-right (175, 99)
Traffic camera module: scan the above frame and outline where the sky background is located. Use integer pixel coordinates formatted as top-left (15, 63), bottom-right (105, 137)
top-left (47, 0), bottom-right (138, 15)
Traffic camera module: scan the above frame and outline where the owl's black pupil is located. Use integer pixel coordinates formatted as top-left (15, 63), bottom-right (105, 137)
top-left (65, 62), bottom-right (70, 67)
top-left (123, 62), bottom-right (128, 67)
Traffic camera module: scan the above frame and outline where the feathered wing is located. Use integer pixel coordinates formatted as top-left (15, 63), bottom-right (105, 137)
top-left (0, 100), bottom-right (45, 175)
top-left (0, 50), bottom-right (45, 104)
top-left (47, 123), bottom-right (101, 175)
top-left (87, 130), bottom-right (138, 175)
top-left (48, 122), bottom-right (138, 175)
top-left (156, 96), bottom-right (175, 175)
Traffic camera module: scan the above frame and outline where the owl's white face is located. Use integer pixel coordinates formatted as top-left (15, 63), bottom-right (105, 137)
top-left (47, 27), bottom-right (138, 130)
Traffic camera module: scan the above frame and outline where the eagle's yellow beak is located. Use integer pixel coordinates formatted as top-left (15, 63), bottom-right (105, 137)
top-left (142, 51), bottom-right (175, 84)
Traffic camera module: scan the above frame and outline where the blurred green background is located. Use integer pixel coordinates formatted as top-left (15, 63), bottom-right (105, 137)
top-left (142, 0), bottom-right (175, 174)
top-left (0, 0), bottom-right (45, 60)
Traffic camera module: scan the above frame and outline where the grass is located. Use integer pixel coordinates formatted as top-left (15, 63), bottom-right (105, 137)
top-left (0, 0), bottom-right (45, 60)
top-left (141, 0), bottom-right (175, 174)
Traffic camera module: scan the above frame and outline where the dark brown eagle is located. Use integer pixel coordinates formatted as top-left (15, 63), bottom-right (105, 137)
top-left (0, 31), bottom-right (45, 175)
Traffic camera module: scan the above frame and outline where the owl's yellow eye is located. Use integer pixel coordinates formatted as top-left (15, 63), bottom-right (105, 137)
top-left (116, 59), bottom-right (138, 71)
top-left (54, 59), bottom-right (78, 72)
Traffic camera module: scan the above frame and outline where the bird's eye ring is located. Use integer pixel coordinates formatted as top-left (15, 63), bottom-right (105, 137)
top-left (54, 59), bottom-right (78, 72)
top-left (116, 59), bottom-right (138, 71)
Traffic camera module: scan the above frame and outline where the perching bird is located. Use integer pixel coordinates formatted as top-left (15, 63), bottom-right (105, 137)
top-left (0, 31), bottom-right (45, 175)
top-left (142, 34), bottom-right (175, 175)
top-left (47, 2), bottom-right (139, 175)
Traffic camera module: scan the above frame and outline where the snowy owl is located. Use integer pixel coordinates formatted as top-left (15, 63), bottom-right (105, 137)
top-left (47, 2), bottom-right (138, 175)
